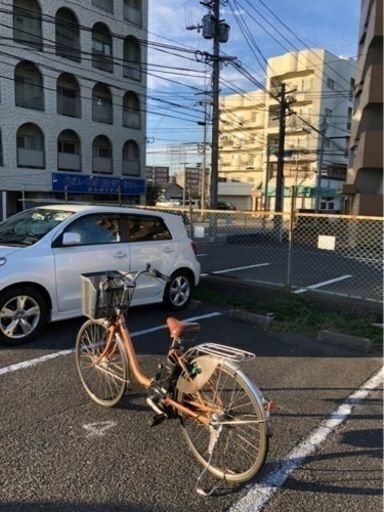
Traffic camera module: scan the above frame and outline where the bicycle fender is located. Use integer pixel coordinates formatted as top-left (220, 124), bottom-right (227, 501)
top-left (176, 355), bottom-right (221, 394)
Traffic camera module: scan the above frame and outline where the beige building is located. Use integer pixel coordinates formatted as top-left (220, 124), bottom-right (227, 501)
top-left (343, 0), bottom-right (383, 216)
top-left (219, 49), bottom-right (356, 211)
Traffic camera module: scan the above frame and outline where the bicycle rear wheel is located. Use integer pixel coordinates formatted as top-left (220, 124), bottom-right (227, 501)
top-left (177, 360), bottom-right (268, 483)
top-left (76, 319), bottom-right (128, 407)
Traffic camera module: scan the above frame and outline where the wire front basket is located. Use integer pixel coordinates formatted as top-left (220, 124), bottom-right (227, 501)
top-left (81, 271), bottom-right (135, 319)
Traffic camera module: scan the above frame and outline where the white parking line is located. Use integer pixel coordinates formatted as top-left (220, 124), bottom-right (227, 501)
top-left (0, 312), bottom-right (223, 378)
top-left (230, 367), bottom-right (384, 512)
top-left (293, 275), bottom-right (352, 294)
top-left (197, 253), bottom-right (208, 257)
top-left (201, 263), bottom-right (270, 277)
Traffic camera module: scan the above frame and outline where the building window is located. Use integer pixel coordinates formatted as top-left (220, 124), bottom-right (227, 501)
top-left (92, 83), bottom-right (113, 124)
top-left (123, 91), bottom-right (140, 128)
top-left (13, 0), bottom-right (42, 50)
top-left (123, 36), bottom-right (141, 81)
top-left (57, 73), bottom-right (81, 118)
top-left (301, 77), bottom-right (312, 91)
top-left (124, 0), bottom-right (142, 26)
top-left (122, 140), bottom-right (140, 176)
top-left (55, 8), bottom-right (81, 63)
top-left (14, 61), bottom-right (44, 111)
top-left (92, 23), bottom-right (113, 73)
top-left (57, 129), bottom-right (81, 172)
top-left (326, 77), bottom-right (335, 90)
top-left (93, 135), bottom-right (113, 174)
top-left (92, 0), bottom-right (113, 13)
top-left (16, 123), bottom-right (45, 168)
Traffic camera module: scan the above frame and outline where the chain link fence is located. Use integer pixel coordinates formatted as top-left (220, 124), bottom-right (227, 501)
top-left (144, 206), bottom-right (383, 305)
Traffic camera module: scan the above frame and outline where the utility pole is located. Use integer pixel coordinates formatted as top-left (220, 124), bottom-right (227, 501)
top-left (315, 118), bottom-right (328, 213)
top-left (210, 0), bottom-right (220, 210)
top-left (187, 1), bottom-right (232, 210)
top-left (275, 83), bottom-right (288, 212)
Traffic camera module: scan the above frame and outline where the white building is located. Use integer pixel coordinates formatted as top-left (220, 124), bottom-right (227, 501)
top-left (0, 0), bottom-right (148, 219)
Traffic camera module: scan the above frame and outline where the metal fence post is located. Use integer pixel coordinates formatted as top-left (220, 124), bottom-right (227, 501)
top-left (286, 186), bottom-right (296, 292)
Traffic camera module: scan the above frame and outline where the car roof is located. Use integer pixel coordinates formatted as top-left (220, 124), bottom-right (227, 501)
top-left (36, 204), bottom-right (184, 226)
top-left (38, 204), bottom-right (161, 216)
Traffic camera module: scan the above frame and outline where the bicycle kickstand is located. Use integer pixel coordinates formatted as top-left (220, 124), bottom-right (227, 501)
top-left (195, 425), bottom-right (222, 496)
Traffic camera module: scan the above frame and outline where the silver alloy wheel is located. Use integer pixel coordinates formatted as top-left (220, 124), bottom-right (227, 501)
top-left (0, 294), bottom-right (41, 340)
top-left (169, 275), bottom-right (191, 307)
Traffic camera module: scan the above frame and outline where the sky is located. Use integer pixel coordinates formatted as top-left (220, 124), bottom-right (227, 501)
top-left (146, 0), bottom-right (361, 171)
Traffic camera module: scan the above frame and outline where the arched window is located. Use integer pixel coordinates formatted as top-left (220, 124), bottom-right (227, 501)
top-left (14, 61), bottom-right (44, 111)
top-left (92, 83), bottom-right (113, 124)
top-left (122, 140), bottom-right (140, 176)
top-left (57, 73), bottom-right (81, 118)
top-left (16, 123), bottom-right (45, 168)
top-left (55, 8), bottom-right (81, 62)
top-left (123, 91), bottom-right (140, 128)
top-left (123, 36), bottom-right (141, 81)
top-left (92, 23), bottom-right (113, 73)
top-left (123, 0), bottom-right (142, 26)
top-left (93, 135), bottom-right (113, 174)
top-left (57, 130), bottom-right (81, 171)
top-left (13, 0), bottom-right (42, 49)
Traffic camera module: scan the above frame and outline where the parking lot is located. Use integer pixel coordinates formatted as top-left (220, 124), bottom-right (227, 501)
top-left (0, 300), bottom-right (382, 512)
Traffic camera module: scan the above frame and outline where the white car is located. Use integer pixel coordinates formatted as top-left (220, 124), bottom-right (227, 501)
top-left (0, 205), bottom-right (200, 345)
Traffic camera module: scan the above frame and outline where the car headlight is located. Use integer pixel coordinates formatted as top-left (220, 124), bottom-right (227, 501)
top-left (0, 258), bottom-right (6, 266)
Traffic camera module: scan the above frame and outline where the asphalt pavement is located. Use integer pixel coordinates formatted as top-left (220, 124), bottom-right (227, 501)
top-left (0, 300), bottom-right (382, 512)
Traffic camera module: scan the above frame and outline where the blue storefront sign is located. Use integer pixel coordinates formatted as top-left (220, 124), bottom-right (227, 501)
top-left (52, 172), bottom-right (145, 196)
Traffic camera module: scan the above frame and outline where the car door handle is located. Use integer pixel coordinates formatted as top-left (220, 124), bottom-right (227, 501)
top-left (114, 251), bottom-right (127, 259)
top-left (163, 246), bottom-right (174, 253)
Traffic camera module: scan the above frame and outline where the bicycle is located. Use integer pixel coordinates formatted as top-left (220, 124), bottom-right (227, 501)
top-left (75, 264), bottom-right (273, 495)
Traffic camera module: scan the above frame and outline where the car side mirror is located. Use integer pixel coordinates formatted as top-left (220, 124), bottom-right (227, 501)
top-left (62, 232), bottom-right (81, 246)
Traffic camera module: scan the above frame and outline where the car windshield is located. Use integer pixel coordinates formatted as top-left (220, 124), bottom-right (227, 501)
top-left (0, 208), bottom-right (74, 246)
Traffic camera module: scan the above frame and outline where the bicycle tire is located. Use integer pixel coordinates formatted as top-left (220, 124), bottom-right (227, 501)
top-left (177, 360), bottom-right (268, 483)
top-left (76, 319), bottom-right (128, 407)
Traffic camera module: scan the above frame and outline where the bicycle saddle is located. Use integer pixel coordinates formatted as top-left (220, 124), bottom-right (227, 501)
top-left (166, 317), bottom-right (200, 338)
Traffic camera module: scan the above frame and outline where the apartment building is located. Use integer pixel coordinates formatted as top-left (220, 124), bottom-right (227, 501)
top-left (343, 0), bottom-right (383, 216)
top-left (145, 165), bottom-right (170, 185)
top-left (219, 49), bottom-right (355, 211)
top-left (0, 0), bottom-right (148, 219)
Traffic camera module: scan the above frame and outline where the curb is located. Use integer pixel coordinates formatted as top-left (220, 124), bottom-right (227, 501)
top-left (225, 308), bottom-right (376, 354)
top-left (316, 330), bottom-right (374, 354)
top-left (227, 309), bottom-right (274, 329)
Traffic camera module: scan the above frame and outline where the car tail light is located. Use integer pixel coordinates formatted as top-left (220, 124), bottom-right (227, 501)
top-left (191, 241), bottom-right (197, 255)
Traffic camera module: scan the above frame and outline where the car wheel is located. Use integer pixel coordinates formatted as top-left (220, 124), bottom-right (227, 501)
top-left (163, 271), bottom-right (193, 310)
top-left (0, 287), bottom-right (48, 345)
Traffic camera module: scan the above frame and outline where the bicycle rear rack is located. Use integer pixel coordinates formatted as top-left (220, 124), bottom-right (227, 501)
top-left (183, 343), bottom-right (255, 363)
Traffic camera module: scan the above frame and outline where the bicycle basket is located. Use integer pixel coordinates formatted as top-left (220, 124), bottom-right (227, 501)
top-left (81, 271), bottom-right (135, 319)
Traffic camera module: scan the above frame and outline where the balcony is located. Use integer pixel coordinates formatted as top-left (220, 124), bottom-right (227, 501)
top-left (92, 0), bottom-right (113, 13)
top-left (93, 157), bottom-right (112, 174)
top-left (92, 50), bottom-right (113, 73)
top-left (123, 110), bottom-right (140, 129)
top-left (124, 5), bottom-right (142, 25)
top-left (17, 148), bottom-right (44, 168)
top-left (58, 153), bottom-right (81, 171)
top-left (123, 160), bottom-right (140, 176)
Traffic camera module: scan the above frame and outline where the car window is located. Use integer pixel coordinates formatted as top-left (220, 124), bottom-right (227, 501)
top-left (64, 214), bottom-right (121, 245)
top-left (124, 215), bottom-right (172, 242)
top-left (0, 208), bottom-right (73, 246)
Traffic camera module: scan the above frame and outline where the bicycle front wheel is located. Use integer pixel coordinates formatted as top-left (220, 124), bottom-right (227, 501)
top-left (177, 360), bottom-right (268, 483)
top-left (76, 319), bottom-right (128, 407)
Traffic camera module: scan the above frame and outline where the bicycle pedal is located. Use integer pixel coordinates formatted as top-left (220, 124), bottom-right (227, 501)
top-left (149, 413), bottom-right (167, 427)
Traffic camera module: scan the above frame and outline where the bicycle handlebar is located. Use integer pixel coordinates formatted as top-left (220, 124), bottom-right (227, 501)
top-left (103, 264), bottom-right (169, 288)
